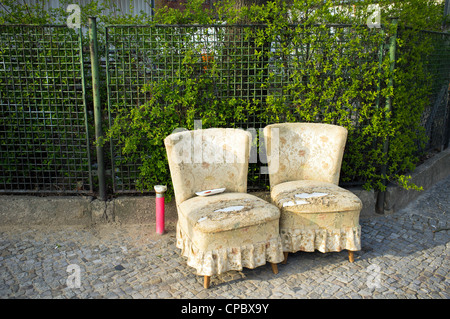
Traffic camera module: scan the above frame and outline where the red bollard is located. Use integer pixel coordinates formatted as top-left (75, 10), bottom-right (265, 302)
top-left (154, 185), bottom-right (167, 235)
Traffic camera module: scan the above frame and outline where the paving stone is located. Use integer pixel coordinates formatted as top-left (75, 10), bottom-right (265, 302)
top-left (1, 175), bottom-right (449, 299)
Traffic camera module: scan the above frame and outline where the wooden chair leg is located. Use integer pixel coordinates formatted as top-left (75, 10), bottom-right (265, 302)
top-left (270, 263), bottom-right (279, 275)
top-left (282, 252), bottom-right (289, 264)
top-left (204, 276), bottom-right (211, 289)
top-left (348, 250), bottom-right (355, 263)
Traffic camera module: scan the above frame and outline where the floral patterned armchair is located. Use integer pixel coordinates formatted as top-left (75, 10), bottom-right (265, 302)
top-left (164, 128), bottom-right (284, 288)
top-left (263, 123), bottom-right (362, 264)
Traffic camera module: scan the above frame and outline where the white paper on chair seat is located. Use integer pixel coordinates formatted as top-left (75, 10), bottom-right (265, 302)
top-left (282, 200), bottom-right (308, 207)
top-left (295, 192), bottom-right (328, 199)
top-left (195, 188), bottom-right (226, 196)
top-left (214, 205), bottom-right (245, 212)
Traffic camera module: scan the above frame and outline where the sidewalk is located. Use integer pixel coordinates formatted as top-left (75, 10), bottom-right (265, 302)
top-left (1, 175), bottom-right (449, 299)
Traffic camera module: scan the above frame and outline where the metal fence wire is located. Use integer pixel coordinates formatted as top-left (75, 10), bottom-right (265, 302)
top-left (0, 25), bottom-right (92, 193)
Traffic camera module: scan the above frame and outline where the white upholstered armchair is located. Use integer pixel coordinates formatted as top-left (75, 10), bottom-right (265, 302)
top-left (164, 128), bottom-right (284, 288)
top-left (263, 123), bottom-right (362, 264)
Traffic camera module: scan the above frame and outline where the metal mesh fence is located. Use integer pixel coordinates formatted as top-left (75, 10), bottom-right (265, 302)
top-left (414, 29), bottom-right (450, 152)
top-left (1, 23), bottom-right (448, 195)
top-left (105, 24), bottom-right (390, 191)
top-left (105, 25), bottom-right (279, 191)
top-left (0, 25), bottom-right (92, 193)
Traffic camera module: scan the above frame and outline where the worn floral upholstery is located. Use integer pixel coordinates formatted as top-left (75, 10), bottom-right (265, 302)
top-left (263, 123), bottom-right (362, 256)
top-left (164, 128), bottom-right (284, 277)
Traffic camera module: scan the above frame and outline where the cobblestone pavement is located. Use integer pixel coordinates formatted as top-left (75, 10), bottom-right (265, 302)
top-left (1, 176), bottom-right (449, 299)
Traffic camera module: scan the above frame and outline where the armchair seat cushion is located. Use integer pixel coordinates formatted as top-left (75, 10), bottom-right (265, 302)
top-left (179, 192), bottom-right (280, 233)
top-left (271, 180), bottom-right (362, 214)
top-left (271, 180), bottom-right (362, 253)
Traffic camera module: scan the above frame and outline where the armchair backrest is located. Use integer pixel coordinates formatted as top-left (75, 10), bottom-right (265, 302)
top-left (164, 128), bottom-right (252, 206)
top-left (263, 123), bottom-right (348, 188)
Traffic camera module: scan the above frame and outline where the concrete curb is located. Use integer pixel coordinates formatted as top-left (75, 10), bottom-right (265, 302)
top-left (0, 195), bottom-right (179, 227)
top-left (0, 148), bottom-right (449, 226)
top-left (383, 147), bottom-right (450, 215)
